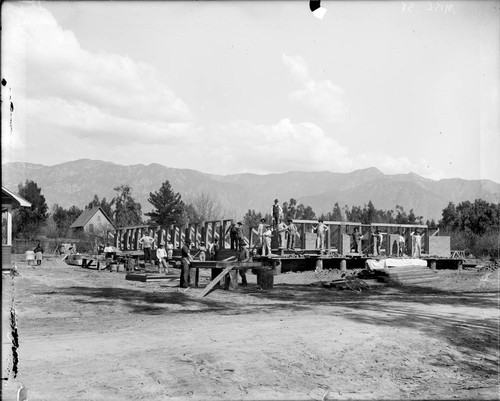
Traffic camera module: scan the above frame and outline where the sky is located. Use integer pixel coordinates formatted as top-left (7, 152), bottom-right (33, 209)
top-left (1, 1), bottom-right (499, 182)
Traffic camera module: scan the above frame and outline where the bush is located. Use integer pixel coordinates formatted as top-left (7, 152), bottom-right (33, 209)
top-left (446, 229), bottom-right (500, 258)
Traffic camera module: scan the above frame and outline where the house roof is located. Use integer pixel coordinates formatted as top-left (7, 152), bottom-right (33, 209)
top-left (70, 206), bottom-right (115, 229)
top-left (2, 186), bottom-right (32, 208)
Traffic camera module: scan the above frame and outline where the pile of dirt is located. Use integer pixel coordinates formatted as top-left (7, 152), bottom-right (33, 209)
top-left (477, 259), bottom-right (499, 272)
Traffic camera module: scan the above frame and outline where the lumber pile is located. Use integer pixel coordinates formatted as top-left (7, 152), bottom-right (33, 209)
top-left (125, 273), bottom-right (179, 282)
top-left (380, 265), bottom-right (438, 285)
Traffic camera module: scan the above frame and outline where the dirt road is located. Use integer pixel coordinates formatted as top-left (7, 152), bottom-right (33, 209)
top-left (2, 260), bottom-right (499, 400)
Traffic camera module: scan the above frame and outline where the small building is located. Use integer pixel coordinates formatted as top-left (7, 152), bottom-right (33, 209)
top-left (2, 186), bottom-right (31, 270)
top-left (70, 206), bottom-right (115, 235)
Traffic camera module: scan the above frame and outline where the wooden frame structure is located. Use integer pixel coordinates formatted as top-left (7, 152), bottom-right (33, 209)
top-left (107, 219), bottom-right (235, 251)
top-left (369, 222), bottom-right (428, 256)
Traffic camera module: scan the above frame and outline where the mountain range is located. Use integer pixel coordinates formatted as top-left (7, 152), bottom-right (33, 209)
top-left (2, 159), bottom-right (500, 222)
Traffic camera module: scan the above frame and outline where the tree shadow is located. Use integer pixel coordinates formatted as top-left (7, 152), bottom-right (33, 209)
top-left (41, 277), bottom-right (499, 376)
top-left (241, 282), bottom-right (499, 375)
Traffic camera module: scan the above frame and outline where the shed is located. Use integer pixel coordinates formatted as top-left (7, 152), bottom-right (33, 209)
top-left (70, 206), bottom-right (115, 234)
top-left (2, 186), bottom-right (31, 270)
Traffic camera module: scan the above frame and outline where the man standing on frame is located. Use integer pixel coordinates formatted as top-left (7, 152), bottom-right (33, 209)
top-left (272, 199), bottom-right (282, 227)
top-left (313, 219), bottom-right (329, 251)
top-left (286, 219), bottom-right (298, 250)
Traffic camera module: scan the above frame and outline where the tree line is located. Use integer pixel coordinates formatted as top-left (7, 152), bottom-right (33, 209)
top-left (6, 179), bottom-right (499, 256)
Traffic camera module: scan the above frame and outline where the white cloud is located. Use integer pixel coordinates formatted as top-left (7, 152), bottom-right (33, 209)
top-left (2, 3), bottom-right (191, 131)
top-left (282, 53), bottom-right (347, 123)
top-left (26, 98), bottom-right (195, 144)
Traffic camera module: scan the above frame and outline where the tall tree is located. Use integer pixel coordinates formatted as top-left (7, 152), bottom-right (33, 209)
top-left (13, 180), bottom-right (49, 238)
top-left (86, 194), bottom-right (113, 220)
top-left (145, 180), bottom-right (185, 226)
top-left (184, 191), bottom-right (224, 224)
top-left (111, 185), bottom-right (142, 227)
top-left (51, 204), bottom-right (83, 237)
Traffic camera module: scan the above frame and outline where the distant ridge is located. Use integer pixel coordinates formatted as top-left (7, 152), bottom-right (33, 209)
top-left (2, 159), bottom-right (499, 221)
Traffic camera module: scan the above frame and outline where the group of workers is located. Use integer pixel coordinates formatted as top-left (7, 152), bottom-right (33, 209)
top-left (101, 198), bottom-right (427, 289)
top-left (351, 227), bottom-right (425, 258)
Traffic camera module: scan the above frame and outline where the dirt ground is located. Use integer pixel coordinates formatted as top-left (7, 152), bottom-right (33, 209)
top-left (2, 258), bottom-right (499, 401)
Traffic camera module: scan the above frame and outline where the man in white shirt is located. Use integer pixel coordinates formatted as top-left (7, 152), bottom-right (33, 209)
top-left (411, 230), bottom-right (425, 258)
top-left (139, 233), bottom-right (155, 264)
top-left (313, 220), bottom-right (329, 250)
top-left (156, 243), bottom-right (169, 274)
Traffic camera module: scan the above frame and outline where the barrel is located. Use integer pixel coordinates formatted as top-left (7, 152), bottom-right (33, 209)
top-left (257, 267), bottom-right (274, 290)
top-left (110, 263), bottom-right (118, 272)
top-left (26, 251), bottom-right (35, 265)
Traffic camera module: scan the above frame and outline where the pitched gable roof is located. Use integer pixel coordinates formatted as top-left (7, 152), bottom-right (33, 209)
top-left (70, 206), bottom-right (115, 229)
top-left (2, 186), bottom-right (32, 208)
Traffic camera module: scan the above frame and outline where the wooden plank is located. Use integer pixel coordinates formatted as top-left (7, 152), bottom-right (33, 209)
top-left (190, 261), bottom-right (261, 268)
top-left (199, 264), bottom-right (235, 297)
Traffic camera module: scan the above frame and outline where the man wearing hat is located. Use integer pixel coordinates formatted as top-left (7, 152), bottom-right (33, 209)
top-left (286, 219), bottom-right (298, 250)
top-left (237, 239), bottom-right (249, 286)
top-left (236, 222), bottom-right (245, 251)
top-left (251, 218), bottom-right (267, 255)
top-left (410, 229), bottom-right (425, 258)
top-left (156, 242), bottom-right (169, 274)
top-left (180, 238), bottom-right (194, 288)
top-left (272, 199), bottom-right (282, 227)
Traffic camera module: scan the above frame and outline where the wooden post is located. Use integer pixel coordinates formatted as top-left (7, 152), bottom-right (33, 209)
top-left (204, 222), bottom-right (210, 247)
top-left (194, 223), bottom-right (199, 248)
top-left (211, 222), bottom-right (216, 245)
top-left (134, 228), bottom-right (140, 250)
top-left (340, 259), bottom-right (347, 272)
top-left (326, 225), bottom-right (331, 253)
top-left (430, 260), bottom-right (436, 271)
top-left (249, 227), bottom-right (253, 248)
top-left (301, 223), bottom-right (306, 250)
top-left (219, 220), bottom-right (225, 249)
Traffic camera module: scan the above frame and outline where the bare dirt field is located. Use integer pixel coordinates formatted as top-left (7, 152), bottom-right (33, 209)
top-left (2, 258), bottom-right (499, 401)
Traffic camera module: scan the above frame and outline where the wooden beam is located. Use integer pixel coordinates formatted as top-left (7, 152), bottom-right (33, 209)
top-left (293, 219), bottom-right (363, 226)
top-left (370, 223), bottom-right (428, 229)
top-left (199, 264), bottom-right (235, 297)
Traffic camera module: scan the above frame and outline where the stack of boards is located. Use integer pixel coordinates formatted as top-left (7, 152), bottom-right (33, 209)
top-left (125, 273), bottom-right (179, 283)
top-left (380, 265), bottom-right (438, 286)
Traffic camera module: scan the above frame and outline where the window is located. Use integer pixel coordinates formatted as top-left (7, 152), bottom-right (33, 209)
top-left (97, 215), bottom-right (101, 222)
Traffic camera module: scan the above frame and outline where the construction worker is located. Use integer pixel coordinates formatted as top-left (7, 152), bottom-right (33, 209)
top-left (156, 243), bottom-right (169, 274)
top-left (286, 219), bottom-right (298, 250)
top-left (198, 241), bottom-right (207, 261)
top-left (352, 227), bottom-right (362, 254)
top-left (272, 199), bottom-right (282, 227)
top-left (277, 219), bottom-right (287, 249)
top-left (263, 225), bottom-right (273, 256)
top-left (180, 238), bottom-right (194, 288)
top-left (237, 239), bottom-right (250, 286)
top-left (226, 222), bottom-right (239, 250)
top-left (411, 230), bottom-right (425, 258)
top-left (398, 230), bottom-right (406, 256)
top-left (313, 220), bottom-right (329, 250)
top-left (373, 229), bottom-right (385, 256)
top-left (252, 218), bottom-right (267, 256)
top-left (139, 233), bottom-right (155, 264)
